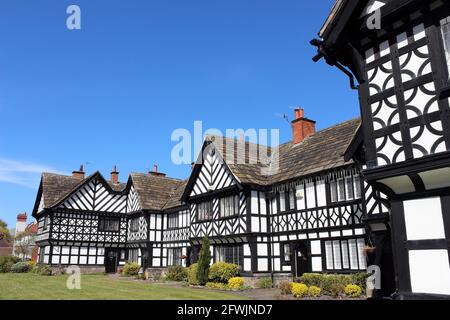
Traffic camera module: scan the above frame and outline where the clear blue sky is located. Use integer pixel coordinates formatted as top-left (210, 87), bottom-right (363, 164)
top-left (0, 0), bottom-right (359, 228)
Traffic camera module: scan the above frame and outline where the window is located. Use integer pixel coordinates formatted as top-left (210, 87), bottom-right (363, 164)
top-left (441, 17), bottom-right (450, 79)
top-left (128, 249), bottom-right (139, 263)
top-left (197, 201), bottom-right (213, 221)
top-left (43, 216), bottom-right (48, 230)
top-left (288, 190), bottom-right (295, 210)
top-left (282, 243), bottom-right (291, 263)
top-left (130, 218), bottom-right (139, 232)
top-left (324, 238), bottom-right (367, 271)
top-left (167, 213), bottom-right (178, 229)
top-left (219, 195), bottom-right (239, 218)
top-left (167, 248), bottom-right (182, 266)
top-left (98, 216), bottom-right (120, 232)
top-left (330, 175), bottom-right (362, 203)
top-left (279, 192), bottom-right (286, 212)
top-left (215, 245), bottom-right (242, 266)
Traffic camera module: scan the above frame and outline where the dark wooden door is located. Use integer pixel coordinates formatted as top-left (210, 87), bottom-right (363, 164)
top-left (105, 249), bottom-right (118, 273)
top-left (295, 242), bottom-right (309, 277)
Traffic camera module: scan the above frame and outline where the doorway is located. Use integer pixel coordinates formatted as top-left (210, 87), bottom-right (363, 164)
top-left (104, 248), bottom-right (119, 273)
top-left (294, 242), bottom-right (309, 277)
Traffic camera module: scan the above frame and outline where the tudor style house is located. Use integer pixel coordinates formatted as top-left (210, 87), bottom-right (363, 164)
top-left (312, 0), bottom-right (450, 299)
top-left (32, 108), bottom-right (388, 283)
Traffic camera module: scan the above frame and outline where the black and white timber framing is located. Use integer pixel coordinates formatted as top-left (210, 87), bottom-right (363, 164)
top-left (313, 0), bottom-right (450, 299)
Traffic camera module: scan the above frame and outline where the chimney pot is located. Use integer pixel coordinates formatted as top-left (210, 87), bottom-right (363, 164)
top-left (111, 165), bottom-right (119, 184)
top-left (291, 108), bottom-right (316, 145)
top-left (17, 212), bottom-right (27, 222)
top-left (149, 164), bottom-right (166, 177)
top-left (72, 164), bottom-right (85, 180)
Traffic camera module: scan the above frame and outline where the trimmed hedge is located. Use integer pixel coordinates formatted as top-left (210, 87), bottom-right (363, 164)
top-left (208, 262), bottom-right (240, 284)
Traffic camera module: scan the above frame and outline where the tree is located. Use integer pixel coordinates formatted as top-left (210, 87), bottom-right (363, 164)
top-left (14, 229), bottom-right (36, 261)
top-left (196, 236), bottom-right (211, 286)
top-left (0, 219), bottom-right (11, 243)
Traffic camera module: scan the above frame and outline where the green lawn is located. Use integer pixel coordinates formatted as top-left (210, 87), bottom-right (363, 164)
top-left (0, 273), bottom-right (247, 300)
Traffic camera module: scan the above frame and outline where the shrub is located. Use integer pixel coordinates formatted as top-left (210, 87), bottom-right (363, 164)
top-left (345, 284), bottom-right (362, 298)
top-left (291, 283), bottom-right (308, 298)
top-left (228, 277), bottom-right (245, 290)
top-left (34, 264), bottom-right (52, 276)
top-left (166, 265), bottom-right (188, 282)
top-left (205, 282), bottom-right (227, 290)
top-left (256, 277), bottom-right (272, 289)
top-left (10, 261), bottom-right (30, 273)
top-left (279, 281), bottom-right (293, 295)
top-left (297, 273), bottom-right (323, 287)
top-left (27, 260), bottom-right (37, 272)
top-left (188, 263), bottom-right (199, 285)
top-left (320, 274), bottom-right (350, 296)
top-left (350, 273), bottom-right (369, 293)
top-left (308, 286), bottom-right (322, 297)
top-left (122, 262), bottom-right (140, 276)
top-left (208, 262), bottom-right (240, 283)
top-left (0, 255), bottom-right (19, 273)
top-left (196, 236), bottom-right (212, 286)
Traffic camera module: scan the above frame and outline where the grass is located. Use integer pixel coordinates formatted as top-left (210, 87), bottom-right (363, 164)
top-left (0, 273), bottom-right (247, 300)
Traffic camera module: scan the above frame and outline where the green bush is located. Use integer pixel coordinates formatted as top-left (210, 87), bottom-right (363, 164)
top-left (205, 282), bottom-right (227, 290)
top-left (34, 264), bottom-right (52, 276)
top-left (279, 281), bottom-right (293, 295)
top-left (291, 283), bottom-right (308, 298)
top-left (196, 236), bottom-right (211, 286)
top-left (10, 261), bottom-right (30, 273)
top-left (208, 262), bottom-right (240, 283)
top-left (228, 277), bottom-right (245, 290)
top-left (188, 263), bottom-right (199, 285)
top-left (122, 262), bottom-right (140, 276)
top-left (166, 265), bottom-right (188, 282)
top-left (296, 273), bottom-right (323, 287)
top-left (256, 277), bottom-right (272, 289)
top-left (308, 286), bottom-right (322, 297)
top-left (345, 284), bottom-right (362, 298)
top-left (0, 255), bottom-right (20, 273)
top-left (298, 273), bottom-right (357, 297)
top-left (26, 260), bottom-right (37, 272)
top-left (350, 273), bottom-right (369, 293)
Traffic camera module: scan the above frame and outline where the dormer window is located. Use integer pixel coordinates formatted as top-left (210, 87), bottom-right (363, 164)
top-left (441, 16), bottom-right (450, 79)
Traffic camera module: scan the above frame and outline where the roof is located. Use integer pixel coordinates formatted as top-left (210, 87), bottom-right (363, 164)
top-left (319, 0), bottom-right (347, 38)
top-left (36, 172), bottom-right (127, 214)
top-left (162, 179), bottom-right (189, 210)
top-left (203, 118), bottom-right (360, 187)
top-left (130, 173), bottom-right (185, 211)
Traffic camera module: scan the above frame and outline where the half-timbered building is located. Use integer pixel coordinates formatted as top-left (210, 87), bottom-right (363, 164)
top-left (312, 0), bottom-right (450, 299)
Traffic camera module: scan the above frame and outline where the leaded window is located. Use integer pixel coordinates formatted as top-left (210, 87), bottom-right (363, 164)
top-left (197, 201), bottom-right (213, 221)
top-left (130, 218), bottom-right (139, 232)
top-left (324, 238), bottom-right (366, 271)
top-left (330, 175), bottom-right (362, 203)
top-left (98, 216), bottom-right (120, 232)
top-left (167, 213), bottom-right (178, 229)
top-left (215, 245), bottom-right (242, 266)
top-left (219, 195), bottom-right (239, 218)
top-left (167, 248), bottom-right (182, 266)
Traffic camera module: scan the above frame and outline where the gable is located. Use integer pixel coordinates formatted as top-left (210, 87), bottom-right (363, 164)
top-left (37, 194), bottom-right (45, 214)
top-left (58, 176), bottom-right (127, 213)
top-left (127, 184), bottom-right (142, 213)
top-left (190, 146), bottom-right (238, 197)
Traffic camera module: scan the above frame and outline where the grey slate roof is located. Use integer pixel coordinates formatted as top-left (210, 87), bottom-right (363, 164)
top-left (130, 173), bottom-right (185, 211)
top-left (208, 118), bottom-right (360, 186)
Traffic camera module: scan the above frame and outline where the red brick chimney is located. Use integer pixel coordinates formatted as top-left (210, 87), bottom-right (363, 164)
top-left (291, 107), bottom-right (316, 145)
top-left (110, 165), bottom-right (119, 184)
top-left (72, 165), bottom-right (85, 180)
top-left (17, 212), bottom-right (27, 222)
top-left (149, 164), bottom-right (166, 177)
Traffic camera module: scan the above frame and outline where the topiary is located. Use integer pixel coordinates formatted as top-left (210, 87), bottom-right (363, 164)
top-left (10, 261), bottom-right (30, 273)
top-left (122, 262), bottom-right (140, 276)
top-left (344, 284), bottom-right (362, 298)
top-left (291, 283), bottom-right (308, 298)
top-left (256, 277), bottom-right (272, 289)
top-left (208, 262), bottom-right (240, 283)
top-left (196, 236), bottom-right (211, 286)
top-left (166, 265), bottom-right (188, 282)
top-left (308, 285), bottom-right (322, 297)
top-left (279, 281), bottom-right (293, 295)
top-left (228, 277), bottom-right (245, 290)
top-left (188, 263), bottom-right (199, 285)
